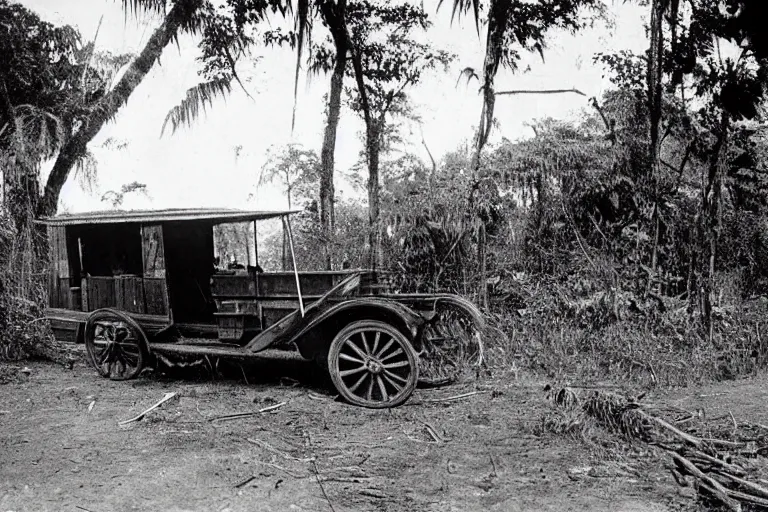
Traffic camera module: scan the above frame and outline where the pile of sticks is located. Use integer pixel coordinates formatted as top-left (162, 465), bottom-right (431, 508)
top-left (551, 387), bottom-right (768, 511)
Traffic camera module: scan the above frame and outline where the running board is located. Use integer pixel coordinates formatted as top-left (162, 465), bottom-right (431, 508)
top-left (150, 342), bottom-right (256, 360)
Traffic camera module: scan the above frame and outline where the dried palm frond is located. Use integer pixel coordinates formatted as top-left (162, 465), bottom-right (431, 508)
top-left (160, 77), bottom-right (232, 136)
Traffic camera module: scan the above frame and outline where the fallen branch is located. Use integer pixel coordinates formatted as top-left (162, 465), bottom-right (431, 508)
top-left (713, 471), bottom-right (768, 500)
top-left (671, 452), bottom-right (742, 512)
top-left (700, 483), bottom-right (768, 509)
top-left (685, 449), bottom-right (746, 476)
top-left (211, 401), bottom-right (287, 422)
top-left (637, 409), bottom-right (701, 447)
top-left (118, 392), bottom-right (177, 426)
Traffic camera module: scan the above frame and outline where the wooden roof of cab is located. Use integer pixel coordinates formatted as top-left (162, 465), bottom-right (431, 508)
top-left (36, 207), bottom-right (300, 226)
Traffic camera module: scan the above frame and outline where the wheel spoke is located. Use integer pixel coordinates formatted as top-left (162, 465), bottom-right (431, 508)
top-left (97, 345), bottom-right (111, 365)
top-left (339, 353), bottom-right (365, 365)
top-left (344, 338), bottom-right (369, 361)
top-left (360, 332), bottom-right (371, 355)
top-left (376, 375), bottom-right (389, 401)
top-left (383, 360), bottom-right (410, 370)
top-left (382, 372), bottom-right (404, 393)
top-left (380, 347), bottom-right (404, 363)
top-left (348, 373), bottom-right (369, 393)
top-left (383, 369), bottom-right (408, 384)
top-left (366, 377), bottom-right (374, 401)
top-left (374, 337), bottom-right (396, 359)
top-left (119, 347), bottom-right (139, 366)
top-left (340, 365), bottom-right (367, 378)
top-left (371, 331), bottom-right (380, 355)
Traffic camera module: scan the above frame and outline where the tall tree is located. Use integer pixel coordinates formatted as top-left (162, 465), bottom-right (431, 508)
top-left (259, 0), bottom-right (351, 269)
top-left (341, 1), bottom-right (452, 269)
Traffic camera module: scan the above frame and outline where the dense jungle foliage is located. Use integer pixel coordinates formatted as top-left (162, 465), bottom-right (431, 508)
top-left (3, 0), bottom-right (768, 388)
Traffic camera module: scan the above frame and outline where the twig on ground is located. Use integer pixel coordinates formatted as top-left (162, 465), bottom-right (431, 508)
top-left (247, 437), bottom-right (313, 462)
top-left (424, 391), bottom-right (484, 403)
top-left (118, 392), bottom-right (177, 426)
top-left (700, 438), bottom-right (745, 449)
top-left (420, 420), bottom-right (447, 443)
top-left (360, 489), bottom-right (387, 499)
top-left (312, 460), bottom-right (337, 512)
top-left (489, 452), bottom-right (498, 477)
top-left (212, 401), bottom-right (287, 422)
top-left (256, 460), bottom-right (308, 479)
top-left (75, 506), bottom-right (96, 512)
top-left (234, 475), bottom-right (257, 488)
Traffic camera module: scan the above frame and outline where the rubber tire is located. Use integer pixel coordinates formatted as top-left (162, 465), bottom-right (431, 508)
top-left (327, 320), bottom-right (418, 408)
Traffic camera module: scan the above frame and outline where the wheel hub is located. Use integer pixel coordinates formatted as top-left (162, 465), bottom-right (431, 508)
top-left (365, 358), bottom-right (383, 374)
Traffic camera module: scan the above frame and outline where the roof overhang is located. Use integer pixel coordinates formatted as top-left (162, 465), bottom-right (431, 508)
top-left (36, 208), bottom-right (301, 227)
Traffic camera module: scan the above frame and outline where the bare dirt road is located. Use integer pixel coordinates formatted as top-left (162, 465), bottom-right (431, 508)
top-left (5, 354), bottom-right (763, 512)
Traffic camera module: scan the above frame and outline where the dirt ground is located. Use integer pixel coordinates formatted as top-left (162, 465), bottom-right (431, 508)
top-left (3, 351), bottom-right (768, 512)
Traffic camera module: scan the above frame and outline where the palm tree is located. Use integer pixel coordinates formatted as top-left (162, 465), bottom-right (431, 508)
top-left (162, 0), bottom-right (347, 269)
top-left (38, 0), bottom-right (262, 217)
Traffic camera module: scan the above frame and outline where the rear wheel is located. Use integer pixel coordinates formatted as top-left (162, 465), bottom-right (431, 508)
top-left (85, 309), bottom-right (147, 381)
top-left (418, 298), bottom-right (484, 386)
top-left (328, 320), bottom-right (418, 408)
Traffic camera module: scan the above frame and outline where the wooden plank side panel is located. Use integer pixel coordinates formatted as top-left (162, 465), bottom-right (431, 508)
top-left (143, 278), bottom-right (169, 316)
top-left (211, 274), bottom-right (255, 298)
top-left (141, 224), bottom-right (166, 278)
top-left (116, 275), bottom-right (146, 314)
top-left (258, 273), bottom-right (336, 296)
top-left (86, 277), bottom-right (116, 310)
top-left (47, 226), bottom-right (69, 309)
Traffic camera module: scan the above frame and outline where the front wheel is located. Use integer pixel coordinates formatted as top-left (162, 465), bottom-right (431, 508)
top-left (85, 309), bottom-right (148, 380)
top-left (328, 320), bottom-right (418, 408)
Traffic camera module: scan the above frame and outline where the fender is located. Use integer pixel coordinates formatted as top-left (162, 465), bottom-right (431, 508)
top-left (288, 298), bottom-right (426, 360)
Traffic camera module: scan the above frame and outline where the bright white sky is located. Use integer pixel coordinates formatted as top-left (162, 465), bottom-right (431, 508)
top-left (20, 0), bottom-right (648, 213)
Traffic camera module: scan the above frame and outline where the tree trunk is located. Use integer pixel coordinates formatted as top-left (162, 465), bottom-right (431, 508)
top-left (367, 125), bottom-right (381, 271)
top-left (647, 0), bottom-right (664, 294)
top-left (36, 0), bottom-right (204, 217)
top-left (469, 0), bottom-right (507, 309)
top-left (698, 112), bottom-right (729, 338)
top-left (318, 1), bottom-right (348, 271)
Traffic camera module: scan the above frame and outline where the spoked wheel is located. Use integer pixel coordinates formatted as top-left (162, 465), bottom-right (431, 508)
top-left (328, 320), bottom-right (418, 408)
top-left (85, 308), bottom-right (148, 381)
top-left (418, 297), bottom-right (485, 386)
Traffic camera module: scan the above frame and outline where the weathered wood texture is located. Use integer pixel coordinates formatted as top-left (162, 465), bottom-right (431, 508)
top-left (116, 275), bottom-right (145, 313)
top-left (143, 277), bottom-right (169, 316)
top-left (85, 276), bottom-right (116, 310)
top-left (141, 224), bottom-right (166, 278)
top-left (47, 226), bottom-right (70, 309)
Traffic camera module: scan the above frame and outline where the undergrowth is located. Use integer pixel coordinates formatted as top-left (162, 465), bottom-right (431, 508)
top-left (0, 212), bottom-right (53, 361)
top-left (484, 271), bottom-right (768, 389)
